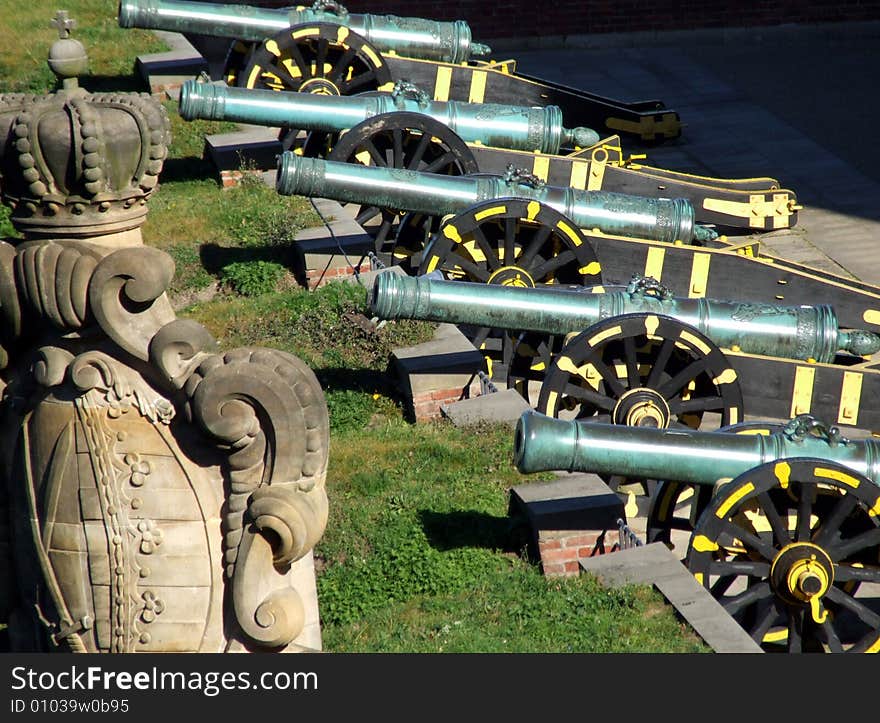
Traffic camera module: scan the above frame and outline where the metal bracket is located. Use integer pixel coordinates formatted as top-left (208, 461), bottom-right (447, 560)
top-left (502, 163), bottom-right (545, 189)
top-left (782, 413), bottom-right (850, 447)
top-left (702, 193), bottom-right (802, 229)
top-left (626, 273), bottom-right (673, 300)
top-left (391, 80), bottom-right (431, 108)
top-left (311, 0), bottom-right (349, 17)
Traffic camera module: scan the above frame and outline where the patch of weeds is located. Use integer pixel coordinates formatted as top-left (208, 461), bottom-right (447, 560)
top-left (220, 260), bottom-right (286, 296)
top-left (325, 389), bottom-right (380, 432)
top-left (0, 205), bottom-right (20, 240)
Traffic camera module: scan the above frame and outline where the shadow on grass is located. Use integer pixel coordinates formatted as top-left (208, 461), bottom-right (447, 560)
top-left (160, 157), bottom-right (219, 184)
top-left (82, 73), bottom-right (150, 94)
top-left (419, 509), bottom-right (530, 555)
top-left (199, 242), bottom-right (298, 274)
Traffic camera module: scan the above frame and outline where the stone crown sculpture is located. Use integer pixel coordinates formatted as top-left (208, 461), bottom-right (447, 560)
top-left (0, 11), bottom-right (170, 238)
top-left (0, 12), bottom-right (329, 653)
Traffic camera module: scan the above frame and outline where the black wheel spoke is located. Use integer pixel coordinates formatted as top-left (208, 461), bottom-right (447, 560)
top-left (645, 338), bottom-right (676, 389)
top-left (328, 46), bottom-right (357, 83)
top-left (340, 69), bottom-right (377, 93)
top-left (812, 492), bottom-right (861, 548)
top-left (820, 618), bottom-right (844, 653)
top-left (315, 39), bottom-right (329, 76)
top-left (441, 256), bottom-right (491, 282)
top-left (796, 482), bottom-right (816, 543)
top-left (559, 382), bottom-right (616, 411)
top-left (372, 218), bottom-right (395, 250)
top-left (750, 600), bottom-right (783, 643)
top-left (470, 225), bottom-right (502, 272)
top-left (286, 43), bottom-right (310, 76)
top-left (623, 336), bottom-right (640, 388)
top-left (405, 133), bottom-right (432, 170)
top-left (503, 217), bottom-right (516, 267)
top-left (757, 490), bottom-right (792, 549)
top-left (787, 608), bottom-right (804, 653)
top-left (529, 249), bottom-right (576, 281)
top-left (517, 224), bottom-right (553, 268)
top-left (834, 564), bottom-right (880, 583)
top-left (391, 129), bottom-right (405, 168)
top-left (354, 205), bottom-right (382, 226)
top-left (721, 580), bottom-right (773, 617)
top-left (362, 139), bottom-right (386, 167)
top-left (420, 150), bottom-right (458, 174)
top-left (828, 526), bottom-right (880, 562)
top-left (707, 559), bottom-right (772, 578)
top-left (656, 358), bottom-right (707, 399)
top-left (715, 517), bottom-right (777, 560)
top-left (590, 357), bottom-right (626, 399)
top-left (824, 585), bottom-right (880, 628)
top-left (667, 395), bottom-right (725, 415)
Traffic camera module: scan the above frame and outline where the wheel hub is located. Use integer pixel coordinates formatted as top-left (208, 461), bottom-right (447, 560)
top-left (487, 266), bottom-right (535, 288)
top-left (299, 77), bottom-right (340, 95)
top-left (612, 388), bottom-right (671, 428)
top-left (770, 542), bottom-right (834, 619)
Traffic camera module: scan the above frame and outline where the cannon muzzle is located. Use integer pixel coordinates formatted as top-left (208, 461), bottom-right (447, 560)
top-left (514, 410), bottom-right (880, 485)
top-left (179, 80), bottom-right (600, 154)
top-left (277, 154), bottom-right (716, 244)
top-left (118, 0), bottom-right (490, 63)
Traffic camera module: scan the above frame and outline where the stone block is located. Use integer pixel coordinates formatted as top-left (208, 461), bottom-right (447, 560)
top-left (135, 49), bottom-right (208, 94)
top-left (440, 388), bottom-right (531, 427)
top-left (205, 127), bottom-right (284, 173)
top-left (509, 472), bottom-right (627, 576)
top-left (391, 323), bottom-right (486, 422)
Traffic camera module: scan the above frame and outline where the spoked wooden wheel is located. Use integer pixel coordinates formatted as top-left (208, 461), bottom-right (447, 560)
top-left (325, 112), bottom-right (479, 254)
top-left (418, 200), bottom-right (602, 387)
top-left (646, 422), bottom-right (783, 547)
top-left (223, 39), bottom-right (257, 86)
top-left (686, 458), bottom-right (880, 652)
top-left (238, 23), bottom-right (393, 151)
top-left (535, 312), bottom-right (743, 427)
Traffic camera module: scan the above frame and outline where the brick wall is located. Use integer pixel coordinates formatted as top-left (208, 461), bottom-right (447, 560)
top-left (249, 1), bottom-right (880, 40)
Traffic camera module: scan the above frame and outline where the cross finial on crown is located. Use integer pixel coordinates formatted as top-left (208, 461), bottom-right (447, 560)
top-left (50, 10), bottom-right (77, 39)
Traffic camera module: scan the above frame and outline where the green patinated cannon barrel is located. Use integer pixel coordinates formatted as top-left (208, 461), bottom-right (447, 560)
top-left (118, 0), bottom-right (490, 63)
top-left (179, 80), bottom-right (601, 153)
top-left (277, 154), bottom-right (718, 244)
top-left (370, 273), bottom-right (880, 363)
top-left (514, 411), bottom-right (880, 485)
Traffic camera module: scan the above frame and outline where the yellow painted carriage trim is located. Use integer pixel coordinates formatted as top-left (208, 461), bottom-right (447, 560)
top-left (468, 70), bottom-right (487, 103)
top-left (474, 205), bottom-right (506, 221)
top-left (716, 481), bottom-right (755, 518)
top-left (361, 44), bottom-right (383, 68)
top-left (679, 330), bottom-right (711, 356)
top-left (813, 466), bottom-right (860, 489)
top-left (644, 247), bottom-right (665, 281)
top-left (579, 261), bottom-right (602, 276)
top-left (433, 66), bottom-right (452, 101)
top-left (838, 371), bottom-right (863, 426)
top-left (644, 315), bottom-right (660, 338)
top-left (336, 27), bottom-right (350, 44)
top-left (692, 535), bottom-right (720, 552)
top-left (587, 158), bottom-right (606, 191)
top-left (526, 201), bottom-right (541, 221)
top-left (688, 252), bottom-right (711, 297)
top-left (545, 390), bottom-right (559, 415)
top-left (587, 326), bottom-right (622, 347)
top-left (790, 366), bottom-right (815, 417)
top-left (864, 309), bottom-right (880, 326)
top-left (556, 220), bottom-right (582, 246)
top-left (774, 461), bottom-right (791, 489)
top-left (291, 27), bottom-right (320, 39)
top-left (569, 160), bottom-right (589, 190)
top-left (713, 368), bottom-right (738, 385)
top-left (265, 39), bottom-right (282, 57)
top-left (531, 156), bottom-right (550, 182)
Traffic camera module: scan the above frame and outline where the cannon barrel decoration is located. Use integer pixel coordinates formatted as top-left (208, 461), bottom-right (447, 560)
top-left (370, 273), bottom-right (880, 364)
top-left (178, 79), bottom-right (601, 154)
top-left (117, 0), bottom-right (490, 63)
top-left (276, 154), bottom-right (718, 245)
